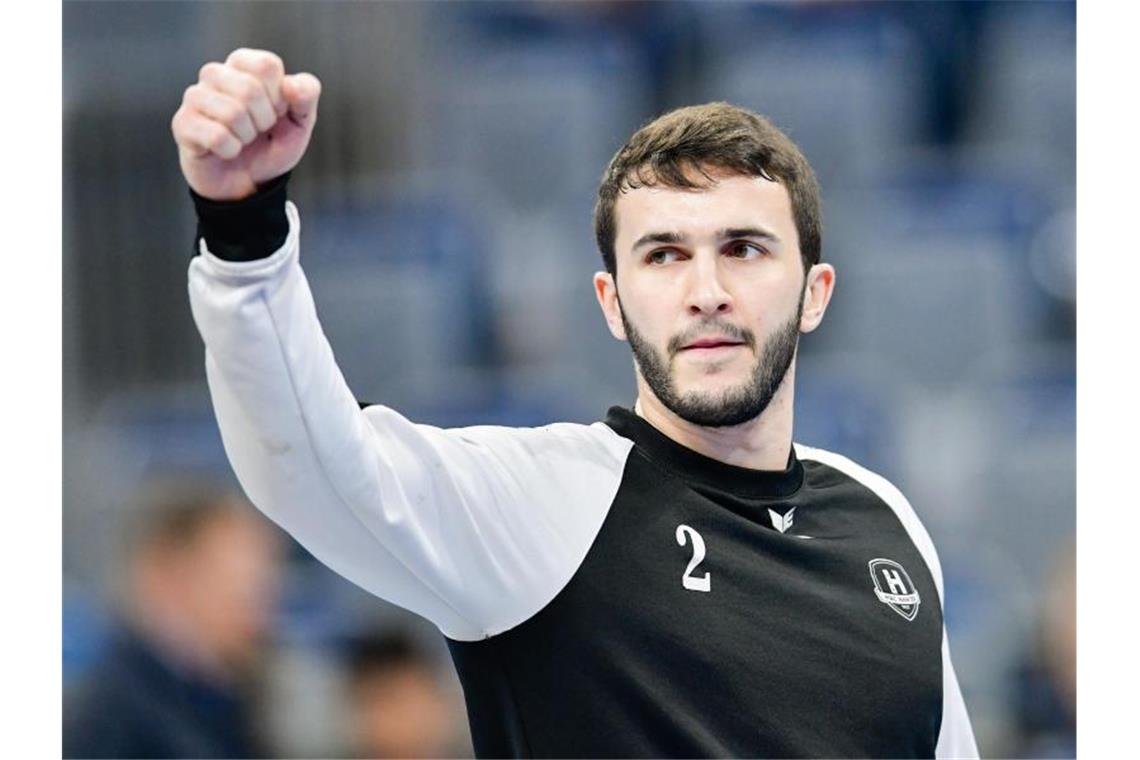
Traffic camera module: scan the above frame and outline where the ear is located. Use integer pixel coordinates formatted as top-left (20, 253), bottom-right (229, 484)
top-left (799, 263), bottom-right (836, 334)
top-left (593, 271), bottom-right (627, 341)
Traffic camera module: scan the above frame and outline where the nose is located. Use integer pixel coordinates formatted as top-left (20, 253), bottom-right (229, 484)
top-left (685, 253), bottom-right (732, 316)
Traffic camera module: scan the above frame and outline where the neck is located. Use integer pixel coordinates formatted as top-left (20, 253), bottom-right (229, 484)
top-left (634, 361), bottom-right (796, 471)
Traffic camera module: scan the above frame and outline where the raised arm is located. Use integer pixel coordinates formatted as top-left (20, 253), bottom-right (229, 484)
top-left (175, 49), bottom-right (632, 641)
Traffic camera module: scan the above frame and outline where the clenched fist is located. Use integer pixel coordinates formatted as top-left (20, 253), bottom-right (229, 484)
top-left (171, 48), bottom-right (321, 201)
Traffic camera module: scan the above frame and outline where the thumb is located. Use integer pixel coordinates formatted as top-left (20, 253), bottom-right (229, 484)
top-left (282, 73), bottom-right (321, 126)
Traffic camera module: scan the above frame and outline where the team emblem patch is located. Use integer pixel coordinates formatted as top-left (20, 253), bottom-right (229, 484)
top-left (868, 558), bottom-right (921, 621)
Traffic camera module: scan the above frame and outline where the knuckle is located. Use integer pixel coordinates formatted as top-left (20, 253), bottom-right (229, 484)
top-left (250, 50), bottom-right (283, 76)
top-left (237, 75), bottom-right (262, 101)
top-left (229, 107), bottom-right (254, 134)
top-left (206, 125), bottom-right (231, 150)
top-left (225, 47), bottom-right (253, 64)
top-left (216, 100), bottom-right (239, 122)
top-left (222, 102), bottom-right (241, 120)
top-left (266, 53), bottom-right (285, 75)
top-left (198, 61), bottom-right (221, 81)
top-left (183, 83), bottom-right (203, 105)
top-left (228, 48), bottom-right (283, 76)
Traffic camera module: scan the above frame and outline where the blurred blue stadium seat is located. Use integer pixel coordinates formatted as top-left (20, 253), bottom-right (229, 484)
top-left (299, 193), bottom-right (495, 401)
top-left (966, 345), bottom-right (1075, 587)
top-left (793, 350), bottom-right (910, 481)
top-left (419, 5), bottom-right (651, 212)
top-left (696, 3), bottom-right (927, 185)
top-left (821, 167), bottom-right (1056, 386)
top-left (100, 399), bottom-right (234, 476)
top-left (966, 2), bottom-right (1075, 175)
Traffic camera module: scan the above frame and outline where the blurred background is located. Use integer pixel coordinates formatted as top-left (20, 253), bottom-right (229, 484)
top-left (63, 1), bottom-right (1075, 757)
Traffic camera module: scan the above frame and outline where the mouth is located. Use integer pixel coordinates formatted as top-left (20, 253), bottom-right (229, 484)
top-left (680, 338), bottom-right (745, 351)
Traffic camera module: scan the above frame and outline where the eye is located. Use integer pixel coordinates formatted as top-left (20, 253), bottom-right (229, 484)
top-left (726, 241), bottom-right (767, 259)
top-left (646, 248), bottom-right (683, 265)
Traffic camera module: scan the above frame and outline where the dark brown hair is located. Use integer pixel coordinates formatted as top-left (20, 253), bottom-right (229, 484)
top-left (120, 477), bottom-right (247, 558)
top-left (107, 476), bottom-right (255, 609)
top-left (593, 102), bottom-right (822, 278)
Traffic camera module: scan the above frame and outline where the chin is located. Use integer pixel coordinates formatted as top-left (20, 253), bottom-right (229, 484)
top-left (676, 371), bottom-right (751, 395)
top-left (670, 397), bottom-right (766, 429)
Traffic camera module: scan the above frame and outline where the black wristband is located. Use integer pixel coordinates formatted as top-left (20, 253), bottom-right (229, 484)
top-left (189, 172), bottom-right (292, 262)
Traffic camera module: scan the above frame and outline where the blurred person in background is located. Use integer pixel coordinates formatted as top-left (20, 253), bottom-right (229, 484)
top-left (1009, 542), bottom-right (1076, 757)
top-left (63, 478), bottom-right (283, 759)
top-left (343, 628), bottom-right (468, 758)
top-left (174, 47), bottom-right (976, 757)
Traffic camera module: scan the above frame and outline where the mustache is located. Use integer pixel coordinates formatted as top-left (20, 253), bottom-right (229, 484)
top-left (667, 320), bottom-right (756, 356)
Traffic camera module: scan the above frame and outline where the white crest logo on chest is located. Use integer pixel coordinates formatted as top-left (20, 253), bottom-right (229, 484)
top-left (868, 558), bottom-right (921, 621)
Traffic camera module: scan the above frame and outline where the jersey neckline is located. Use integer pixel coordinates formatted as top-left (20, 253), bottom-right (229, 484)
top-left (602, 406), bottom-right (804, 500)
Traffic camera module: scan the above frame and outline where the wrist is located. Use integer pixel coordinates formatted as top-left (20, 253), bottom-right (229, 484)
top-left (190, 172), bottom-right (292, 261)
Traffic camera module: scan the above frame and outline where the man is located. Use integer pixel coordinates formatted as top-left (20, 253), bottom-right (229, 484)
top-left (63, 479), bottom-right (282, 759)
top-left (174, 48), bottom-right (978, 757)
top-left (342, 627), bottom-right (469, 758)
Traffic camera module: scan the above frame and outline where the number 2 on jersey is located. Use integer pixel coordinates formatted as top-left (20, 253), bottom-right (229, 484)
top-left (675, 524), bottom-right (711, 592)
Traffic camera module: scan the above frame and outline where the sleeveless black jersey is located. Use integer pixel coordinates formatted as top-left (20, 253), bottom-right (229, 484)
top-left (187, 196), bottom-right (978, 758)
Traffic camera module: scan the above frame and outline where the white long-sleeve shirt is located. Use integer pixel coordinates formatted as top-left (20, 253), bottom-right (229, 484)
top-left (189, 199), bottom-right (978, 758)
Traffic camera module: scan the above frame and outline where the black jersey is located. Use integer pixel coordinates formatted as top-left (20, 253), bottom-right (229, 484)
top-left (448, 406), bottom-right (960, 757)
top-left (188, 198), bottom-right (977, 758)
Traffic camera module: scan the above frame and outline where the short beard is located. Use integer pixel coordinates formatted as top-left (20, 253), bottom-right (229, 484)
top-left (620, 291), bottom-right (804, 428)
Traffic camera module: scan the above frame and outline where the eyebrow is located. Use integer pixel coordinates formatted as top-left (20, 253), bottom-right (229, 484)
top-left (720, 227), bottom-right (780, 243)
top-left (631, 226), bottom-right (781, 253)
top-left (631, 230), bottom-right (686, 251)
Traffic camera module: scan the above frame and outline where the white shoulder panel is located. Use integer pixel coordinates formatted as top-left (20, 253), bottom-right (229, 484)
top-left (936, 629), bottom-right (980, 759)
top-left (794, 443), bottom-right (977, 757)
top-left (358, 406), bottom-right (635, 639)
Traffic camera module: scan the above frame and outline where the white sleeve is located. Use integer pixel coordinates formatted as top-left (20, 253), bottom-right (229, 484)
top-left (792, 445), bottom-right (980, 758)
top-left (188, 201), bottom-right (632, 640)
top-left (937, 632), bottom-right (979, 759)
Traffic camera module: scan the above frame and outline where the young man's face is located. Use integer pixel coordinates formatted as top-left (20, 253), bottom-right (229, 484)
top-left (595, 169), bottom-right (829, 427)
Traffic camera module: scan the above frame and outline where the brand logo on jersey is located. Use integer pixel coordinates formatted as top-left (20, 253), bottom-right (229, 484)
top-left (868, 558), bottom-right (921, 621)
top-left (768, 507), bottom-right (796, 533)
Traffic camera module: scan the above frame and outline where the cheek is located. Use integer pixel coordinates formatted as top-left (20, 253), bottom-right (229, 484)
top-left (621, 283), bottom-right (680, 341)
top-left (745, 280), bottom-right (803, 327)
